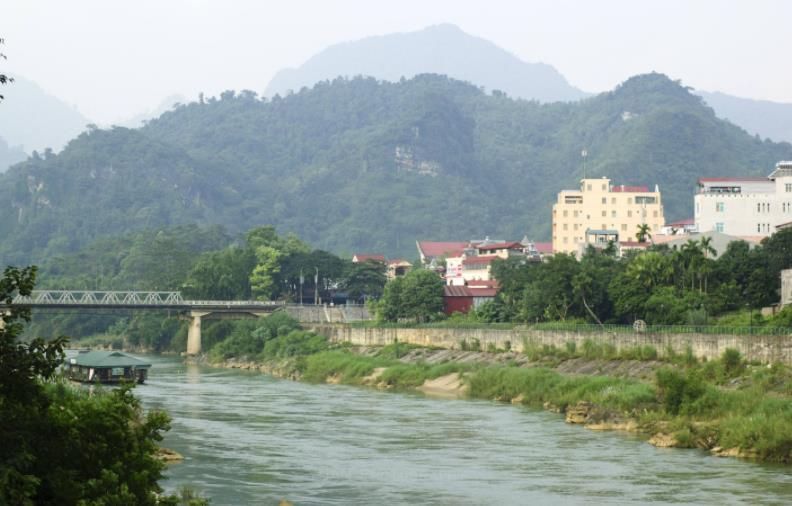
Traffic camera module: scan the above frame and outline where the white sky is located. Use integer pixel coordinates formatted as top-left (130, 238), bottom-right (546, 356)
top-left (2, 0), bottom-right (791, 124)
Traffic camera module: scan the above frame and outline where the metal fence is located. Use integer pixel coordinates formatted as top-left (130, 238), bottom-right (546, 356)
top-left (349, 320), bottom-right (792, 336)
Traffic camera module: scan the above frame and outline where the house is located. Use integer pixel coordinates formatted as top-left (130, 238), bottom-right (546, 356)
top-left (63, 351), bottom-right (151, 384)
top-left (552, 177), bottom-right (665, 255)
top-left (694, 161), bottom-right (792, 237)
top-left (352, 254), bottom-right (386, 264)
top-left (386, 259), bottom-right (413, 279)
top-left (443, 285), bottom-right (498, 315)
top-left (416, 241), bottom-right (469, 267)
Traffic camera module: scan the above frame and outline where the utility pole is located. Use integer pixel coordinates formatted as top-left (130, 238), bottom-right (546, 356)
top-left (299, 269), bottom-right (304, 305)
top-left (314, 266), bottom-right (319, 305)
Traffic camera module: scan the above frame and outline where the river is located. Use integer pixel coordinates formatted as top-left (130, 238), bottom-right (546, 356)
top-left (132, 355), bottom-right (791, 505)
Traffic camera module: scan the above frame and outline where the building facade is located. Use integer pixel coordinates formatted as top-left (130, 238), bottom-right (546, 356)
top-left (552, 177), bottom-right (665, 255)
top-left (694, 161), bottom-right (792, 238)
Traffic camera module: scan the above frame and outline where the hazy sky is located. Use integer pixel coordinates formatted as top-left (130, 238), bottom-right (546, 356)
top-left (2, 0), bottom-right (791, 124)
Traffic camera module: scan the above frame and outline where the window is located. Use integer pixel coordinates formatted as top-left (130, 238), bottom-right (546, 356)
top-left (757, 203), bottom-right (762, 213)
top-left (786, 183), bottom-right (792, 193)
top-left (611, 197), bottom-right (616, 204)
top-left (574, 224), bottom-right (579, 230)
top-left (653, 210), bottom-right (658, 218)
top-left (563, 210), bottom-right (568, 217)
top-left (601, 224), bottom-right (607, 229)
top-left (716, 202), bottom-right (725, 212)
top-left (621, 224), bottom-right (627, 231)
top-left (715, 223), bottom-right (724, 232)
top-left (636, 196), bottom-right (656, 204)
top-left (758, 223), bottom-right (762, 233)
top-left (563, 224), bottom-right (568, 231)
top-left (611, 210), bottom-right (617, 218)
top-left (601, 210), bottom-right (606, 217)
top-left (602, 184), bottom-right (606, 191)
top-left (627, 198), bottom-right (632, 205)
top-left (563, 237), bottom-right (568, 243)
top-left (587, 184), bottom-right (592, 191)
top-left (601, 197), bottom-right (607, 204)
top-left (628, 210), bottom-right (633, 218)
top-left (574, 210), bottom-right (579, 217)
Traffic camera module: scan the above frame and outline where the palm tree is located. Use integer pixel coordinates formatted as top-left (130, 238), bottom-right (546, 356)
top-left (636, 223), bottom-right (652, 243)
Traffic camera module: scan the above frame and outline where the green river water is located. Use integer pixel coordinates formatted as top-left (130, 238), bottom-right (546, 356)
top-left (131, 355), bottom-right (791, 505)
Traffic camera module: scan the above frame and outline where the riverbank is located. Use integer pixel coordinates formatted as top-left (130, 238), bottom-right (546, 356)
top-left (192, 342), bottom-right (792, 464)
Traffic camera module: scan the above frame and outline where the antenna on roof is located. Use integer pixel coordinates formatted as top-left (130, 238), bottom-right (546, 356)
top-left (581, 149), bottom-right (588, 179)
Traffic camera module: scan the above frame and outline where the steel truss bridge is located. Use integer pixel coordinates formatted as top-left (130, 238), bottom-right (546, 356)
top-left (9, 290), bottom-right (284, 311)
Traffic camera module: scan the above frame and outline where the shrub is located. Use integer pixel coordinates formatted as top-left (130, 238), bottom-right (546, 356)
top-left (655, 368), bottom-right (705, 415)
top-left (722, 348), bottom-right (744, 378)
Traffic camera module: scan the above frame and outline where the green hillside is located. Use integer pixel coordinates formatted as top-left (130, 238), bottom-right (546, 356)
top-left (1, 73), bottom-right (790, 263)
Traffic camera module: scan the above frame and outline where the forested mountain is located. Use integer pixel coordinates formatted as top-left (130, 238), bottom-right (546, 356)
top-left (265, 24), bottom-right (588, 103)
top-left (0, 75), bottom-right (90, 157)
top-left (266, 24), bottom-right (792, 144)
top-left (696, 91), bottom-right (792, 143)
top-left (1, 73), bottom-right (790, 264)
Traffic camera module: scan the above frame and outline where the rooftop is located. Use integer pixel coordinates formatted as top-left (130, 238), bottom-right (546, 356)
top-left (416, 241), bottom-right (469, 258)
top-left (70, 351), bottom-right (151, 369)
top-left (698, 177), bottom-right (769, 184)
top-left (444, 286), bottom-right (498, 297)
top-left (462, 256), bottom-right (496, 266)
top-left (353, 254), bottom-right (386, 263)
top-left (477, 241), bottom-right (523, 251)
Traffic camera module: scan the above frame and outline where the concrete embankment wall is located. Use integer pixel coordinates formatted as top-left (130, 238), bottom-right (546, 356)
top-left (309, 325), bottom-right (792, 365)
top-left (284, 305), bottom-right (370, 323)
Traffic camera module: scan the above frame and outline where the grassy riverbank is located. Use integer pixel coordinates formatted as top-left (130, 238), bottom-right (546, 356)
top-left (202, 320), bottom-right (792, 464)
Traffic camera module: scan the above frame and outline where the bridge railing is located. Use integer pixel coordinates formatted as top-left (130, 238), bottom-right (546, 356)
top-left (185, 300), bottom-right (286, 307)
top-left (12, 290), bottom-right (185, 306)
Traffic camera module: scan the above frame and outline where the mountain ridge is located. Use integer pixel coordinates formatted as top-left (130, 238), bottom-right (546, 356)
top-left (0, 72), bottom-right (790, 264)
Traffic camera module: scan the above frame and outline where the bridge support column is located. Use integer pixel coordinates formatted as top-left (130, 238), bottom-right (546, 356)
top-left (186, 311), bottom-right (210, 355)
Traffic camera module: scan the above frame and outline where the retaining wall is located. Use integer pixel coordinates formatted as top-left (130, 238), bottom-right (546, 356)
top-left (309, 325), bottom-right (792, 365)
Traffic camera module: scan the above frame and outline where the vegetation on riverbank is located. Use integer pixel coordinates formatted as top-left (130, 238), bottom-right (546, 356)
top-left (0, 266), bottom-right (209, 505)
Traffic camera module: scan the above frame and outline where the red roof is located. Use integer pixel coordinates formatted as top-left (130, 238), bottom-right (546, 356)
top-left (477, 241), bottom-right (523, 251)
top-left (611, 185), bottom-right (649, 193)
top-left (417, 241), bottom-right (469, 258)
top-left (444, 286), bottom-right (498, 297)
top-left (353, 254), bottom-right (385, 263)
top-left (534, 242), bottom-right (553, 254)
top-left (698, 177), bottom-right (768, 183)
top-left (668, 218), bottom-right (694, 226)
top-left (462, 256), bottom-right (496, 266)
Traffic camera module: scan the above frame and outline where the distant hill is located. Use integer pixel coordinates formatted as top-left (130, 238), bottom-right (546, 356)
top-left (265, 24), bottom-right (588, 103)
top-left (696, 91), bottom-right (792, 143)
top-left (0, 136), bottom-right (26, 173)
top-left (113, 94), bottom-right (187, 128)
top-left (0, 73), bottom-right (790, 264)
top-left (0, 75), bottom-right (90, 156)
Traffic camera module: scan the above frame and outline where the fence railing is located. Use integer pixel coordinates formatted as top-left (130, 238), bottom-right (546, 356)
top-left (348, 320), bottom-right (792, 336)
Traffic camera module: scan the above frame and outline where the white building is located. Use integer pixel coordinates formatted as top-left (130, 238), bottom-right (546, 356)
top-left (694, 161), bottom-right (792, 238)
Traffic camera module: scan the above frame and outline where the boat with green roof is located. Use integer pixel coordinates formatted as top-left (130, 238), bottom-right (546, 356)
top-left (64, 350), bottom-right (152, 384)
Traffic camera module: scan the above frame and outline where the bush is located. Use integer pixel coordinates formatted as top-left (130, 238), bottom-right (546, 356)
top-left (722, 348), bottom-right (744, 377)
top-left (655, 368), bottom-right (705, 415)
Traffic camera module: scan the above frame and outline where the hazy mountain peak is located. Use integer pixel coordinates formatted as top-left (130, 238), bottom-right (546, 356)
top-left (0, 75), bottom-right (90, 154)
top-left (265, 24), bottom-right (588, 103)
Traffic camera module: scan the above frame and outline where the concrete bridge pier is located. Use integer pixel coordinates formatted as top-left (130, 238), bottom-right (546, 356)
top-left (186, 310), bottom-right (210, 355)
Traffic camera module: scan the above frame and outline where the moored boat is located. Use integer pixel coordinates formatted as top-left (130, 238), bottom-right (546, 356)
top-left (64, 350), bottom-right (152, 384)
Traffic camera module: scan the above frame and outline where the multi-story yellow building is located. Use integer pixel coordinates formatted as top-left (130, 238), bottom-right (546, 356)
top-left (552, 177), bottom-right (665, 255)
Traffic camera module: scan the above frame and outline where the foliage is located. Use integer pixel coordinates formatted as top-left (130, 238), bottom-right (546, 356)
top-left (0, 266), bottom-right (196, 504)
top-left (377, 269), bottom-right (444, 322)
top-left (2, 73), bottom-right (791, 264)
top-left (209, 312), bottom-right (302, 360)
top-left (341, 260), bottom-right (387, 300)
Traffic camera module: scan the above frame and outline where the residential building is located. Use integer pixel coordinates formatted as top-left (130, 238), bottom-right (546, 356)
top-left (656, 231), bottom-right (760, 258)
top-left (552, 177), bottom-right (665, 255)
top-left (351, 254), bottom-right (386, 264)
top-left (386, 259), bottom-right (412, 279)
top-left (694, 161), bottom-right (792, 238)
